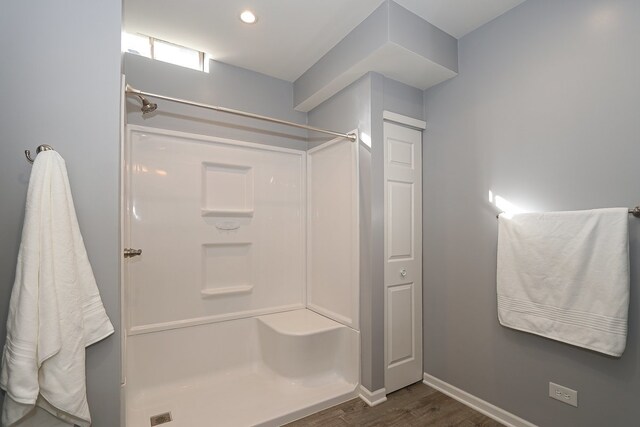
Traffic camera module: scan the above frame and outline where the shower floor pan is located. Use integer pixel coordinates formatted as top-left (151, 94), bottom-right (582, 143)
top-left (125, 309), bottom-right (359, 427)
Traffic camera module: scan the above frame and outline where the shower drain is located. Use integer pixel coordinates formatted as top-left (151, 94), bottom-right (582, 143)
top-left (150, 412), bottom-right (173, 426)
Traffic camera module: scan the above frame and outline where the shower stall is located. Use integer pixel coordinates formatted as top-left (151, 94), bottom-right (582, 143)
top-left (122, 124), bottom-right (361, 426)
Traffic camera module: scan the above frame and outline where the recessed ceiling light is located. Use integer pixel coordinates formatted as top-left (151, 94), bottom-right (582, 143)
top-left (240, 10), bottom-right (257, 24)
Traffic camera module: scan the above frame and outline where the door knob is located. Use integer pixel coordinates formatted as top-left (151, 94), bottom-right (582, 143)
top-left (400, 268), bottom-right (407, 278)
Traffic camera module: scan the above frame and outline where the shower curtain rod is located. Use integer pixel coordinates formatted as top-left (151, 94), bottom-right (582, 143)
top-left (125, 84), bottom-right (357, 142)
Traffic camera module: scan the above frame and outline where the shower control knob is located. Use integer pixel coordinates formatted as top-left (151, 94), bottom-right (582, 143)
top-left (400, 268), bottom-right (407, 278)
top-left (124, 248), bottom-right (143, 258)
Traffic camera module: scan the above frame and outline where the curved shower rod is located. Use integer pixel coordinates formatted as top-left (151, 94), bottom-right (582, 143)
top-left (125, 84), bottom-right (357, 142)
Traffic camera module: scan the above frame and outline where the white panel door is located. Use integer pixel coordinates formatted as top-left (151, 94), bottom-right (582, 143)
top-left (384, 120), bottom-right (422, 393)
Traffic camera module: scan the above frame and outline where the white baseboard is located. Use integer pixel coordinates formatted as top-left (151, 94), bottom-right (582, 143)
top-left (358, 385), bottom-right (387, 407)
top-left (423, 373), bottom-right (537, 427)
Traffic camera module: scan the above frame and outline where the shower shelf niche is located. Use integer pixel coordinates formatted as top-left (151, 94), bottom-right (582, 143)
top-left (201, 242), bottom-right (253, 298)
top-left (201, 162), bottom-right (254, 219)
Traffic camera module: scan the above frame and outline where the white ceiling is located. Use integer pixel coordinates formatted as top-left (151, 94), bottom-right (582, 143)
top-left (124, 0), bottom-right (525, 82)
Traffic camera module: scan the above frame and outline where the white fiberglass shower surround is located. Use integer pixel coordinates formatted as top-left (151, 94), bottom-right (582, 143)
top-left (122, 125), bottom-right (360, 426)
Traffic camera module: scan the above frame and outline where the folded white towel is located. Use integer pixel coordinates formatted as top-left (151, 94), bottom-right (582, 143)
top-left (497, 208), bottom-right (629, 356)
top-left (1, 151), bottom-right (114, 426)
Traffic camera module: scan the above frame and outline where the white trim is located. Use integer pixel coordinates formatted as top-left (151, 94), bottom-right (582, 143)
top-left (119, 75), bottom-right (127, 392)
top-left (383, 111), bottom-right (426, 130)
top-left (307, 303), bottom-right (354, 328)
top-left (423, 373), bottom-right (537, 427)
top-left (358, 386), bottom-right (387, 407)
top-left (128, 304), bottom-right (305, 335)
top-left (301, 150), bottom-right (308, 309)
top-left (126, 124), bottom-right (306, 156)
top-left (307, 135), bottom-right (346, 154)
top-left (306, 131), bottom-right (360, 330)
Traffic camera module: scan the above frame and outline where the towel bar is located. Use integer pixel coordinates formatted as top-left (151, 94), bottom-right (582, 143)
top-left (497, 207), bottom-right (640, 219)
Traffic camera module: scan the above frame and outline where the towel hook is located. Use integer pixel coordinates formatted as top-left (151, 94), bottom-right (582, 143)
top-left (25, 144), bottom-right (54, 164)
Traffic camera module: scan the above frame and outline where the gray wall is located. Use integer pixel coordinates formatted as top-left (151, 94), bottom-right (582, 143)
top-left (0, 1), bottom-right (122, 426)
top-left (308, 74), bottom-right (376, 389)
top-left (124, 54), bottom-right (308, 150)
top-left (307, 74), bottom-right (372, 148)
top-left (382, 76), bottom-right (424, 121)
top-left (422, 1), bottom-right (640, 425)
top-left (309, 73), bottom-right (423, 392)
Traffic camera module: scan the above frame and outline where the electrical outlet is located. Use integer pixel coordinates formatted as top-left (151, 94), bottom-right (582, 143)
top-left (549, 382), bottom-right (578, 407)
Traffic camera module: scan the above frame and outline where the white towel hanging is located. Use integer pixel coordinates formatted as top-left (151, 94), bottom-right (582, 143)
top-left (1, 150), bottom-right (114, 426)
top-left (497, 208), bottom-right (630, 356)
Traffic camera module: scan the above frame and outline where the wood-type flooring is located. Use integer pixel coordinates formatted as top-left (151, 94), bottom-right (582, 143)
top-left (285, 382), bottom-right (504, 427)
